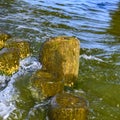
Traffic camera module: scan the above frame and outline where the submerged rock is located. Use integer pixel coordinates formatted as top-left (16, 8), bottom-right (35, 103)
top-left (39, 36), bottom-right (80, 87)
top-left (0, 33), bottom-right (11, 49)
top-left (48, 92), bottom-right (88, 120)
top-left (0, 48), bottom-right (19, 75)
top-left (29, 70), bottom-right (64, 101)
top-left (5, 39), bottom-right (30, 59)
top-left (26, 103), bottom-right (49, 120)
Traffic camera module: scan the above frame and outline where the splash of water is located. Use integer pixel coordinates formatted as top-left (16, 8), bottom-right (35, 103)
top-left (0, 56), bottom-right (42, 119)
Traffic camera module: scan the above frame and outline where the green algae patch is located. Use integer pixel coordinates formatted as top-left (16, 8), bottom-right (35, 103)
top-left (6, 39), bottom-right (30, 59)
top-left (39, 36), bottom-right (80, 87)
top-left (0, 48), bottom-right (19, 75)
top-left (48, 92), bottom-right (88, 120)
top-left (7, 74), bottom-right (36, 120)
top-left (29, 70), bottom-right (64, 101)
top-left (0, 33), bottom-right (11, 49)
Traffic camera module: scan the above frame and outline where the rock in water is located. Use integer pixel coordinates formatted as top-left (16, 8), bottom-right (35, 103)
top-left (48, 92), bottom-right (88, 120)
top-left (0, 48), bottom-right (19, 75)
top-left (5, 40), bottom-right (30, 59)
top-left (29, 70), bottom-right (64, 101)
top-left (0, 33), bottom-right (11, 49)
top-left (39, 36), bottom-right (80, 86)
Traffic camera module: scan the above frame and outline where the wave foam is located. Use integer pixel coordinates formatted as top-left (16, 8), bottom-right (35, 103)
top-left (0, 56), bottom-right (42, 119)
top-left (80, 54), bottom-right (104, 62)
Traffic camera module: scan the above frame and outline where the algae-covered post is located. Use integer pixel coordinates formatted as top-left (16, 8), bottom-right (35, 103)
top-left (29, 69), bottom-right (64, 101)
top-left (0, 48), bottom-right (19, 75)
top-left (0, 36), bottom-right (31, 75)
top-left (5, 39), bottom-right (30, 59)
top-left (0, 32), bottom-right (11, 49)
top-left (39, 36), bottom-right (80, 87)
top-left (48, 92), bottom-right (88, 120)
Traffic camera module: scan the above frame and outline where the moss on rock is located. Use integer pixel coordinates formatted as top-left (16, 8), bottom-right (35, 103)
top-left (39, 36), bottom-right (80, 86)
top-left (48, 92), bottom-right (88, 120)
top-left (0, 48), bottom-right (19, 75)
top-left (29, 70), bottom-right (64, 101)
top-left (6, 40), bottom-right (30, 59)
top-left (0, 33), bottom-right (11, 49)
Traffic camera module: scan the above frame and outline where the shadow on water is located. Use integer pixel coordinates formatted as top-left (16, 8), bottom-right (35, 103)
top-left (105, 2), bottom-right (120, 64)
top-left (107, 2), bottom-right (120, 38)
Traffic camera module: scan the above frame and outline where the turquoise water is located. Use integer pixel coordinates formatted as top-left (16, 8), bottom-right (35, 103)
top-left (0, 0), bottom-right (120, 119)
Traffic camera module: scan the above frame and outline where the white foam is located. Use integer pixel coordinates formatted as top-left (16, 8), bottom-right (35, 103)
top-left (0, 56), bottom-right (42, 119)
top-left (0, 75), bottom-right (16, 119)
top-left (0, 75), bottom-right (10, 89)
top-left (19, 56), bottom-right (42, 73)
top-left (80, 54), bottom-right (104, 62)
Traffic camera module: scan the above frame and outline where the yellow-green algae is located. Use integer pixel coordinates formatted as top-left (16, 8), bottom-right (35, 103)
top-left (29, 69), bottom-right (64, 101)
top-left (48, 92), bottom-right (88, 120)
top-left (5, 40), bottom-right (30, 59)
top-left (0, 33), bottom-right (11, 49)
top-left (39, 36), bottom-right (80, 87)
top-left (0, 48), bottom-right (19, 75)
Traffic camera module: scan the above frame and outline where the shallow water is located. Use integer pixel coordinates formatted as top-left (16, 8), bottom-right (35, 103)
top-left (0, 0), bottom-right (120, 119)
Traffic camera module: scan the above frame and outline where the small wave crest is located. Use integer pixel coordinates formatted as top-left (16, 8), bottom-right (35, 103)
top-left (80, 54), bottom-right (104, 62)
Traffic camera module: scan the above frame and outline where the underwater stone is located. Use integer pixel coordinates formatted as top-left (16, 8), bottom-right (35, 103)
top-left (26, 103), bottom-right (49, 120)
top-left (48, 92), bottom-right (88, 120)
top-left (0, 48), bottom-right (19, 75)
top-left (39, 36), bottom-right (80, 86)
top-left (5, 40), bottom-right (30, 59)
top-left (0, 33), bottom-right (11, 49)
top-left (29, 70), bottom-right (64, 101)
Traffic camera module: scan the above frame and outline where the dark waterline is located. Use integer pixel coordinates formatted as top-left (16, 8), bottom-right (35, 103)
top-left (0, 0), bottom-right (120, 120)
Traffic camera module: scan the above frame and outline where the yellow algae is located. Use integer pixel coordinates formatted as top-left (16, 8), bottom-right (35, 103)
top-left (0, 33), bottom-right (11, 49)
top-left (48, 92), bottom-right (88, 120)
top-left (29, 70), bottom-right (64, 101)
top-left (39, 36), bottom-right (80, 86)
top-left (6, 40), bottom-right (30, 59)
top-left (0, 48), bottom-right (19, 75)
